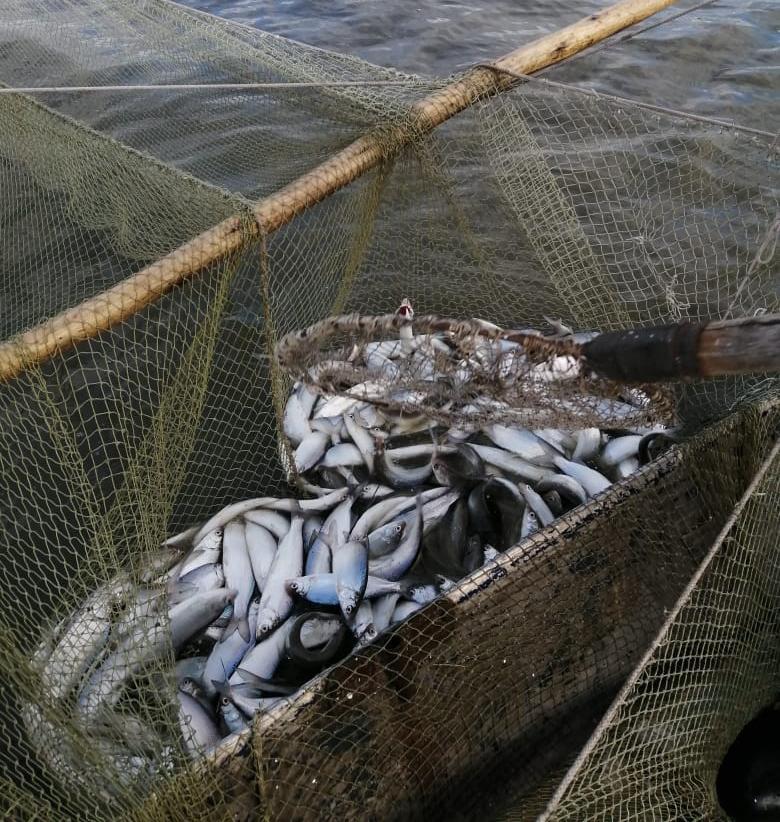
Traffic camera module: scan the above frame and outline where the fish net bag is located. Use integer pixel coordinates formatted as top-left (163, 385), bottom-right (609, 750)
top-left (0, 1), bottom-right (777, 820)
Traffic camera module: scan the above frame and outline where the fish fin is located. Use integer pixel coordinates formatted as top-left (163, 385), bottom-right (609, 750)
top-left (234, 669), bottom-right (296, 696)
top-left (222, 614), bottom-right (250, 643)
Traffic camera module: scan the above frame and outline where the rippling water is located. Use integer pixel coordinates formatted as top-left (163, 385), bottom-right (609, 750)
top-left (181, 0), bottom-right (779, 131)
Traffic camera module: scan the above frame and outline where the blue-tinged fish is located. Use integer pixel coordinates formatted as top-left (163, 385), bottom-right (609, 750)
top-left (333, 539), bottom-right (369, 619)
top-left (256, 517), bottom-right (304, 637)
top-left (203, 598), bottom-right (261, 697)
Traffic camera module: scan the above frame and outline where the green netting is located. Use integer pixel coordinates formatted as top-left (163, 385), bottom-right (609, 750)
top-left (0, 1), bottom-right (778, 820)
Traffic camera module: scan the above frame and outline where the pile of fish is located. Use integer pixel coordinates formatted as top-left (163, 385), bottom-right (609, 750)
top-left (24, 312), bottom-right (676, 791)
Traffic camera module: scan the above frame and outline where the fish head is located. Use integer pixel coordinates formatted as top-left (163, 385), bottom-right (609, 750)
top-left (338, 589), bottom-right (361, 620)
top-left (285, 578), bottom-right (305, 596)
top-left (256, 611), bottom-right (278, 637)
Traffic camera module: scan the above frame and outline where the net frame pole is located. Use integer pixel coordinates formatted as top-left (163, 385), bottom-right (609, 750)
top-left (0, 0), bottom-right (678, 382)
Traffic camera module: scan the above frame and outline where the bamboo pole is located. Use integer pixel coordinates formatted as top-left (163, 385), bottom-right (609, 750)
top-left (0, 0), bottom-right (678, 382)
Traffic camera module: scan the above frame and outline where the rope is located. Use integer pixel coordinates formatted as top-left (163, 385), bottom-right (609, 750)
top-left (0, 81), bottom-right (423, 94)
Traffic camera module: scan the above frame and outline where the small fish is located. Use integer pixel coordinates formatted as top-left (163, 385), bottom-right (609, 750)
top-left (333, 539), bottom-right (369, 619)
top-left (391, 599), bottom-right (424, 624)
top-left (374, 437), bottom-right (432, 489)
top-left (294, 431), bottom-right (330, 473)
top-left (170, 562), bottom-right (225, 603)
top-left (287, 573), bottom-right (400, 605)
top-left (245, 521), bottom-right (277, 592)
top-left (321, 442), bottom-right (364, 468)
top-left (571, 428), bottom-right (602, 463)
top-left (203, 598), bottom-right (261, 697)
top-left (257, 517), bottom-right (304, 637)
top-left (369, 495), bottom-right (424, 581)
top-left (177, 691), bottom-right (220, 759)
top-left (218, 696), bottom-right (248, 735)
top-left (469, 443), bottom-right (552, 484)
top-left (552, 455), bottom-right (611, 497)
top-left (366, 519), bottom-right (406, 559)
top-left (283, 384), bottom-right (313, 447)
top-left (536, 474), bottom-right (587, 507)
top-left (372, 593), bottom-right (400, 634)
top-left (231, 617), bottom-right (294, 683)
top-left (222, 520), bottom-right (255, 642)
top-left (350, 599), bottom-right (377, 645)
top-left (243, 509), bottom-right (290, 540)
top-left (431, 443), bottom-right (485, 488)
top-left (600, 435), bottom-right (642, 468)
top-left (176, 528), bottom-right (223, 578)
top-left (517, 483), bottom-right (555, 527)
top-left (344, 410), bottom-right (376, 474)
top-left (613, 456), bottom-right (640, 480)
top-left (483, 425), bottom-right (562, 467)
top-left (175, 656), bottom-right (208, 686)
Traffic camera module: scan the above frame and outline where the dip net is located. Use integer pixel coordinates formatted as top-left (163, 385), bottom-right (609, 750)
top-left (0, 1), bottom-right (777, 820)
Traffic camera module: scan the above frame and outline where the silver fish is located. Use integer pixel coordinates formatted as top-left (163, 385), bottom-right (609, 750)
top-left (203, 598), bottom-right (261, 697)
top-left (391, 599), bottom-right (424, 624)
top-left (321, 442), bottom-right (364, 468)
top-left (520, 507), bottom-right (539, 539)
top-left (113, 586), bottom-right (163, 639)
top-left (218, 696), bottom-right (248, 734)
top-left (232, 617), bottom-right (294, 683)
top-left (366, 519), bottom-right (406, 559)
top-left (483, 424), bottom-right (562, 467)
top-left (600, 435), bottom-right (642, 468)
top-left (314, 395), bottom-right (358, 419)
top-left (553, 455), bottom-right (611, 497)
top-left (42, 574), bottom-right (133, 701)
top-left (333, 539), bottom-right (369, 619)
top-left (171, 562), bottom-right (225, 603)
top-left (571, 428), bottom-right (603, 462)
top-left (310, 415), bottom-right (347, 443)
top-left (287, 573), bottom-right (401, 605)
top-left (469, 444), bottom-right (552, 484)
top-left (175, 656), bottom-right (208, 686)
top-left (613, 456), bottom-right (640, 480)
top-left (369, 496), bottom-right (424, 581)
top-left (162, 524), bottom-right (200, 549)
top-left (294, 431), bottom-right (330, 473)
top-left (375, 438), bottom-right (432, 489)
top-left (222, 521), bottom-right (255, 642)
top-left (243, 509), bottom-right (290, 540)
top-left (351, 599), bottom-right (377, 645)
top-left (177, 691), bottom-right (220, 759)
top-left (343, 410), bottom-right (376, 474)
top-left (177, 529), bottom-right (223, 578)
top-left (283, 384), bottom-right (313, 447)
top-left (350, 487), bottom-right (447, 539)
top-left (169, 588), bottom-right (238, 649)
top-left (517, 483), bottom-right (555, 527)
top-left (372, 592), bottom-right (400, 634)
top-left (536, 474), bottom-right (587, 507)
top-left (245, 521), bottom-right (277, 591)
top-left (303, 515), bottom-right (323, 548)
top-left (257, 517), bottom-right (304, 637)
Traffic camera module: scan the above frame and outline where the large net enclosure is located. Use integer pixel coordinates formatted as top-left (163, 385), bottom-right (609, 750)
top-left (0, 0), bottom-right (778, 820)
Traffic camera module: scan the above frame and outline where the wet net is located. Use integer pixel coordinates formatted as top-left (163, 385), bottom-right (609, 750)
top-left (0, 1), bottom-right (778, 820)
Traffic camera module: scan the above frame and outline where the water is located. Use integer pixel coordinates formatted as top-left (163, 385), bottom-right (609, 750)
top-left (181, 0), bottom-right (779, 132)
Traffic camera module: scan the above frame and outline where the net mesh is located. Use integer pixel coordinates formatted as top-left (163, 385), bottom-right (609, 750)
top-left (0, 1), bottom-right (777, 820)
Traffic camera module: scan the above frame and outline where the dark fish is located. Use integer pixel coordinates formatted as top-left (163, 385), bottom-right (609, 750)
top-left (286, 611), bottom-right (347, 667)
top-left (431, 443), bottom-right (485, 488)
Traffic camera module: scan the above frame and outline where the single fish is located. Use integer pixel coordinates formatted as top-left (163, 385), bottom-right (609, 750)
top-left (243, 509), bottom-right (290, 540)
top-left (372, 593), bottom-right (400, 634)
top-left (350, 487), bottom-right (447, 538)
top-left (170, 563), bottom-right (225, 604)
top-left (283, 384), bottom-right (313, 447)
top-left (163, 524), bottom-right (200, 550)
top-left (391, 599), bottom-right (424, 624)
top-left (483, 424), bottom-right (562, 467)
top-left (177, 691), bottom-right (220, 759)
top-left (314, 395), bottom-right (358, 419)
top-left (374, 437), bottom-right (432, 489)
top-left (369, 496), bottom-right (424, 581)
top-left (553, 455), bottom-right (611, 497)
top-left (218, 696), bottom-right (248, 735)
top-left (343, 409), bottom-right (377, 475)
top-left (42, 574), bottom-right (133, 701)
top-left (245, 521), bottom-right (277, 592)
top-left (469, 443), bottom-right (552, 484)
top-left (333, 539), bottom-right (369, 619)
top-left (169, 588), bottom-right (238, 649)
top-left (294, 431), bottom-right (330, 473)
top-left (257, 517), bottom-right (304, 637)
top-left (222, 520), bottom-right (255, 642)
top-left (232, 617), bottom-right (295, 683)
top-left (366, 519), bottom-right (406, 559)
top-left (305, 536), bottom-right (332, 576)
top-left (175, 656), bottom-right (208, 686)
top-left (112, 586), bottom-right (163, 639)
top-left (287, 573), bottom-right (401, 605)
top-left (321, 442), bottom-right (364, 468)
top-left (351, 599), bottom-right (377, 645)
top-left (431, 443), bottom-right (485, 488)
top-left (536, 474), bottom-right (587, 507)
top-left (613, 456), bottom-right (640, 480)
top-left (600, 435), bottom-right (642, 468)
top-left (571, 428), bottom-right (602, 462)
top-left (517, 483), bottom-right (555, 527)
top-left (203, 598), bottom-right (261, 697)
top-left (176, 528), bottom-right (223, 578)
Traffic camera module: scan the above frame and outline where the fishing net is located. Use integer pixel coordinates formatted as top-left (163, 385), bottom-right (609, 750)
top-left (0, 0), bottom-right (777, 819)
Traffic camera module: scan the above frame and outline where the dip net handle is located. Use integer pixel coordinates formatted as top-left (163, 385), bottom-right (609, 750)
top-left (0, 0), bottom-right (677, 383)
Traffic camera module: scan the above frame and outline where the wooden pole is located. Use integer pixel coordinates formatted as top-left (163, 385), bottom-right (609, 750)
top-left (0, 0), bottom-right (678, 382)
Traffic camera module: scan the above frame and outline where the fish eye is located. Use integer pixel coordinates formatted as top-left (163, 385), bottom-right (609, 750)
top-left (221, 697), bottom-right (229, 706)
top-left (345, 605), bottom-right (353, 615)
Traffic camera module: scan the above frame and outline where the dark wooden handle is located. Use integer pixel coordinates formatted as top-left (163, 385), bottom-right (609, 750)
top-left (582, 314), bottom-right (780, 382)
